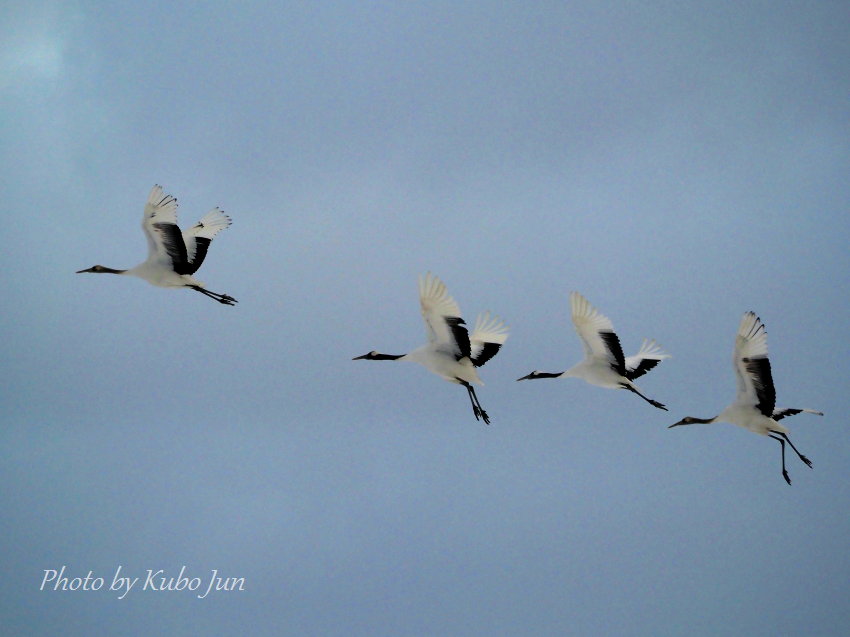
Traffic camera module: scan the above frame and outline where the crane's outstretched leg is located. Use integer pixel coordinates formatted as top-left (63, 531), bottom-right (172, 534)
top-left (189, 285), bottom-right (237, 306)
top-left (459, 380), bottom-right (490, 425)
top-left (623, 384), bottom-right (667, 411)
top-left (769, 433), bottom-right (792, 485)
top-left (775, 431), bottom-right (812, 469)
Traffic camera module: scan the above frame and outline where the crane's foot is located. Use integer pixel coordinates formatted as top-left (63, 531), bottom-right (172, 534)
top-left (191, 285), bottom-right (237, 305)
top-left (783, 470), bottom-right (792, 485)
top-left (650, 399), bottom-right (668, 411)
top-left (471, 405), bottom-right (490, 424)
top-left (800, 455), bottom-right (813, 468)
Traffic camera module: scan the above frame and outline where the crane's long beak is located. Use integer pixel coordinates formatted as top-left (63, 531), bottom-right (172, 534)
top-left (668, 420), bottom-right (687, 428)
top-left (76, 267), bottom-right (92, 273)
top-left (516, 373), bottom-right (534, 381)
top-left (352, 353), bottom-right (369, 360)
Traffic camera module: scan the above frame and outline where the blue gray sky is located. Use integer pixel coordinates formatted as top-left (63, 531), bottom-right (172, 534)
top-left (2, 2), bottom-right (849, 635)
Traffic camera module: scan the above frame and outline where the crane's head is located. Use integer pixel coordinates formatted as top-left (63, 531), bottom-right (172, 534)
top-left (517, 370), bottom-right (562, 381)
top-left (668, 416), bottom-right (713, 428)
top-left (76, 265), bottom-right (125, 274)
top-left (353, 351), bottom-right (404, 361)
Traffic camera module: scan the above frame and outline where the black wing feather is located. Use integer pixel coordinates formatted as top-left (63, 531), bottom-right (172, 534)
top-left (600, 330), bottom-right (626, 376)
top-left (472, 343), bottom-right (502, 368)
top-left (743, 356), bottom-right (776, 417)
top-left (153, 222), bottom-right (190, 273)
top-left (184, 236), bottom-right (211, 275)
top-left (444, 317), bottom-right (471, 360)
top-left (625, 358), bottom-right (661, 381)
top-left (772, 408), bottom-right (802, 422)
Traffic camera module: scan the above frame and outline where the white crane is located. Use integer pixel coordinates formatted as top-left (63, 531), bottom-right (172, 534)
top-left (353, 272), bottom-right (508, 425)
top-left (517, 291), bottom-right (669, 410)
top-left (77, 185), bottom-right (237, 305)
top-left (669, 311), bottom-right (822, 485)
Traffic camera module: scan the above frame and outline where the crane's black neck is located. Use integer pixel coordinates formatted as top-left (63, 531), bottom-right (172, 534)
top-left (354, 352), bottom-right (404, 361)
top-left (78, 265), bottom-right (127, 274)
top-left (669, 415), bottom-right (717, 428)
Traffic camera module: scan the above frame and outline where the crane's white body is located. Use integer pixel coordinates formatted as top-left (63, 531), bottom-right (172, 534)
top-left (562, 341), bottom-right (664, 390)
top-left (403, 344), bottom-right (480, 385)
top-left (717, 402), bottom-right (784, 435)
top-left (124, 258), bottom-right (198, 288)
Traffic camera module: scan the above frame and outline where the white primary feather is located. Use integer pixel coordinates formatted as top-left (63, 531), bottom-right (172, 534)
top-left (183, 207), bottom-right (232, 264)
top-left (419, 272), bottom-right (464, 348)
top-left (470, 312), bottom-right (509, 366)
top-left (569, 291), bottom-right (617, 361)
top-left (141, 184), bottom-right (180, 265)
top-left (624, 338), bottom-right (670, 371)
top-left (470, 312), bottom-right (509, 347)
top-left (732, 311), bottom-right (769, 405)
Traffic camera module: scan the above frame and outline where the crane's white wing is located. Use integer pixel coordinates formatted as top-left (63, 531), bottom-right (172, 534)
top-left (470, 312), bottom-right (509, 367)
top-left (182, 207), bottom-right (231, 274)
top-left (141, 185), bottom-right (185, 268)
top-left (419, 272), bottom-right (469, 358)
top-left (569, 291), bottom-right (625, 371)
top-left (732, 311), bottom-right (775, 416)
top-left (624, 339), bottom-right (670, 381)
